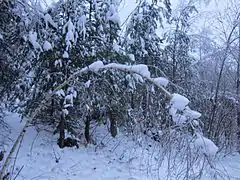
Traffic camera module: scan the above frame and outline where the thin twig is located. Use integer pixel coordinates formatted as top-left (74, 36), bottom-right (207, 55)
top-left (12, 165), bottom-right (24, 180)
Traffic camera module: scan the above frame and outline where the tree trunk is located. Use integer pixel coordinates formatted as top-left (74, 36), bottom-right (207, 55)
top-left (85, 115), bottom-right (91, 143)
top-left (110, 109), bottom-right (117, 138)
top-left (142, 85), bottom-right (149, 118)
top-left (237, 23), bottom-right (240, 152)
top-left (171, 24), bottom-right (179, 92)
top-left (58, 114), bottom-right (65, 148)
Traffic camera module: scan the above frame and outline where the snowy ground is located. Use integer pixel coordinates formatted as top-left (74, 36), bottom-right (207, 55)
top-left (1, 112), bottom-right (240, 180)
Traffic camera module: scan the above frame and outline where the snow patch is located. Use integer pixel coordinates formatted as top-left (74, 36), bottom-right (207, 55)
top-left (133, 74), bottom-right (144, 83)
top-left (128, 54), bottom-right (135, 61)
top-left (56, 89), bottom-right (65, 97)
top-left (43, 40), bottom-right (52, 51)
top-left (153, 77), bottom-right (169, 87)
top-left (113, 43), bottom-right (120, 52)
top-left (62, 108), bottom-right (69, 115)
top-left (54, 59), bottom-right (63, 67)
top-left (85, 80), bottom-right (91, 88)
top-left (89, 61), bottom-right (104, 72)
top-left (107, 4), bottom-right (121, 25)
top-left (63, 51), bottom-right (69, 58)
top-left (172, 114), bottom-right (187, 124)
top-left (183, 107), bottom-right (201, 119)
top-left (170, 93), bottom-right (189, 111)
top-left (130, 64), bottom-right (150, 78)
top-left (29, 30), bottom-right (42, 50)
top-left (77, 15), bottom-right (86, 40)
top-left (44, 13), bottom-right (57, 29)
top-left (194, 134), bottom-right (218, 156)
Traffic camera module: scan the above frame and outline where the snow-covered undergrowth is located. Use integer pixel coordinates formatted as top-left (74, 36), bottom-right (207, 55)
top-left (1, 113), bottom-right (240, 180)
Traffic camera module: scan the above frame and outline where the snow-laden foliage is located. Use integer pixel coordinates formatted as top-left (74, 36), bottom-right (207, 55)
top-left (2, 0), bottom-right (239, 179)
top-left (194, 133), bottom-right (219, 156)
top-left (153, 77), bottom-right (169, 87)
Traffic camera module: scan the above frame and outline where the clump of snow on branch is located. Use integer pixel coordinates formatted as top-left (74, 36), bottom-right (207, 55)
top-left (80, 61), bottom-right (201, 126)
top-left (63, 51), bottom-right (69, 58)
top-left (126, 74), bottom-right (136, 89)
top-left (169, 94), bottom-right (198, 124)
top-left (113, 42), bottom-right (120, 52)
top-left (131, 64), bottom-right (150, 78)
top-left (183, 107), bottom-right (201, 119)
top-left (88, 61), bottom-right (104, 72)
top-left (133, 74), bottom-right (144, 83)
top-left (128, 54), bottom-right (135, 61)
top-left (84, 80), bottom-right (91, 88)
top-left (173, 114), bottom-right (187, 124)
top-left (28, 30), bottom-right (42, 50)
top-left (55, 59), bottom-right (63, 67)
top-left (77, 15), bottom-right (86, 40)
top-left (44, 13), bottom-right (57, 29)
top-left (194, 134), bottom-right (218, 156)
top-left (63, 19), bottom-right (75, 49)
top-left (106, 3), bottom-right (120, 25)
top-left (63, 87), bottom-right (77, 108)
top-left (43, 40), bottom-right (52, 51)
top-left (56, 89), bottom-right (65, 97)
top-left (103, 63), bottom-right (151, 78)
top-left (170, 93), bottom-right (189, 110)
top-left (153, 77), bottom-right (169, 87)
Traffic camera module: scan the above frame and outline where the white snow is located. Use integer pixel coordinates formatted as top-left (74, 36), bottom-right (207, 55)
top-left (130, 64), bottom-right (151, 78)
top-left (67, 87), bottom-right (77, 98)
top-left (104, 63), bottom-right (128, 70)
top-left (172, 114), bottom-right (187, 124)
top-left (113, 43), bottom-right (120, 52)
top-left (126, 74), bottom-right (136, 89)
top-left (63, 51), bottom-right (69, 58)
top-left (55, 89), bottom-right (65, 97)
top-left (170, 93), bottom-right (189, 111)
top-left (153, 77), bottom-right (169, 87)
top-left (103, 63), bottom-right (151, 78)
top-left (64, 94), bottom-right (74, 108)
top-left (194, 134), bottom-right (219, 156)
top-left (1, 113), bottom-right (240, 180)
top-left (63, 19), bottom-right (75, 47)
top-left (63, 19), bottom-right (75, 35)
top-left (82, 61), bottom-right (150, 79)
top-left (44, 13), bottom-right (57, 29)
top-left (43, 40), bottom-right (52, 51)
top-left (54, 59), bottom-right (63, 67)
top-left (14, 98), bottom-right (20, 106)
top-left (84, 80), bottom-right (91, 88)
top-left (62, 108), bottom-right (69, 115)
top-left (128, 54), bottom-right (135, 61)
top-left (107, 4), bottom-right (121, 25)
top-left (77, 15), bottom-right (86, 40)
top-left (133, 74), bottom-right (144, 83)
top-left (169, 94), bottom-right (190, 124)
top-left (66, 30), bottom-right (74, 43)
top-left (193, 120), bottom-right (199, 126)
top-left (183, 107), bottom-right (201, 119)
top-left (28, 30), bottom-right (42, 50)
top-left (88, 61), bottom-right (104, 72)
